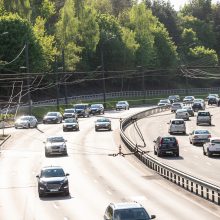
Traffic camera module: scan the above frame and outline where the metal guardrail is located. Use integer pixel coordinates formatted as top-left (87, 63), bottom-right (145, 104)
top-left (25, 87), bottom-right (220, 107)
top-left (120, 106), bottom-right (220, 205)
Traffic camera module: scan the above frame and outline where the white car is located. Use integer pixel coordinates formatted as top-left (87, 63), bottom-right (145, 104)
top-left (183, 96), bottom-right (195, 103)
top-left (168, 119), bottom-right (186, 134)
top-left (196, 110), bottom-right (212, 125)
top-left (203, 137), bottom-right (220, 157)
top-left (116, 101), bottom-right (129, 110)
top-left (14, 116), bottom-right (38, 129)
top-left (44, 136), bottom-right (67, 157)
top-left (171, 102), bottom-right (184, 112)
top-left (189, 129), bottom-right (211, 145)
top-left (175, 109), bottom-right (189, 120)
top-left (63, 118), bottom-right (79, 131)
top-left (157, 99), bottom-right (171, 107)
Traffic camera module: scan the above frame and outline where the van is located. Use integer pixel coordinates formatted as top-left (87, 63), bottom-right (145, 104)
top-left (168, 119), bottom-right (186, 134)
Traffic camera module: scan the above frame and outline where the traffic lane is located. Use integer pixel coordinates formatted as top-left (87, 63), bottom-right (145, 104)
top-left (74, 116), bottom-right (220, 220)
top-left (0, 108), bottom-right (148, 220)
top-left (125, 105), bottom-right (220, 185)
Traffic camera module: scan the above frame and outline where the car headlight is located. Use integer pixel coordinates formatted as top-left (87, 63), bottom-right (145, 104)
top-left (63, 124), bottom-right (67, 127)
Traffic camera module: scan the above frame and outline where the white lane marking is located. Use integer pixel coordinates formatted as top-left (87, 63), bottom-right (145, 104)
top-left (93, 179), bottom-right (98, 183)
top-left (206, 162), bottom-right (212, 166)
top-left (53, 203), bottom-right (59, 209)
top-left (107, 190), bottom-right (112, 195)
top-left (64, 217), bottom-right (69, 220)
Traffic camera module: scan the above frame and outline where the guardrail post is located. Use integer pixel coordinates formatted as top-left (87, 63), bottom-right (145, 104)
top-left (201, 186), bottom-right (204, 197)
top-left (191, 182), bottom-right (193, 192)
top-left (186, 180), bottom-right (189, 191)
top-left (182, 177), bottom-right (185, 188)
top-left (218, 192), bottom-right (220, 205)
top-left (206, 188), bottom-right (209, 200)
top-left (196, 184), bottom-right (198, 195)
top-left (212, 191), bottom-right (215, 202)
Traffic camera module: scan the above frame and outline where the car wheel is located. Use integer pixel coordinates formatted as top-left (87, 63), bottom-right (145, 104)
top-left (39, 192), bottom-right (44, 198)
top-left (157, 151), bottom-right (161, 157)
top-left (109, 127), bottom-right (112, 131)
top-left (27, 123), bottom-right (30, 129)
top-left (64, 190), bottom-right (70, 196)
top-left (95, 128), bottom-right (98, 132)
top-left (203, 148), bottom-right (206, 155)
top-left (15, 126), bottom-right (17, 129)
top-left (154, 148), bottom-right (156, 155)
top-left (45, 151), bottom-right (49, 157)
top-left (63, 129), bottom-right (66, 132)
top-left (176, 152), bottom-right (179, 157)
top-left (64, 151), bottom-right (68, 156)
top-left (209, 122), bottom-right (211, 126)
top-left (207, 150), bottom-right (212, 157)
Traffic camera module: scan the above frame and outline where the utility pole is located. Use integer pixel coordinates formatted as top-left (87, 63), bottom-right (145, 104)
top-left (25, 41), bottom-right (31, 115)
top-left (100, 44), bottom-right (106, 109)
top-left (55, 55), bottom-right (60, 111)
top-left (62, 48), bottom-right (68, 106)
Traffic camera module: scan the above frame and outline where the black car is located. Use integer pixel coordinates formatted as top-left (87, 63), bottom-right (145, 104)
top-left (192, 102), bottom-right (204, 112)
top-left (154, 136), bottom-right (179, 157)
top-left (90, 104), bottom-right (104, 115)
top-left (168, 95), bottom-right (180, 103)
top-left (73, 104), bottom-right (90, 117)
top-left (208, 97), bottom-right (218, 105)
top-left (36, 166), bottom-right (69, 197)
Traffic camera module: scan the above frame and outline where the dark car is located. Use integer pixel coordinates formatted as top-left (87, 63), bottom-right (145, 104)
top-left (192, 102), bottom-right (204, 112)
top-left (182, 106), bottom-right (194, 117)
top-left (168, 95), bottom-right (180, 103)
top-left (90, 104), bottom-right (104, 115)
top-left (95, 117), bottom-right (111, 131)
top-left (43, 112), bottom-right (62, 124)
top-left (36, 166), bottom-right (70, 197)
top-left (154, 136), bottom-right (179, 157)
top-left (208, 96), bottom-right (218, 105)
top-left (73, 103), bottom-right (90, 117)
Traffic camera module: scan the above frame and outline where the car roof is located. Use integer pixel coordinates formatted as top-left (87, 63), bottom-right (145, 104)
top-left (170, 118), bottom-right (184, 121)
top-left (47, 136), bottom-right (64, 139)
top-left (64, 108), bottom-right (75, 110)
top-left (41, 166), bottom-right (63, 170)
top-left (110, 202), bottom-right (143, 210)
top-left (176, 109), bottom-right (187, 112)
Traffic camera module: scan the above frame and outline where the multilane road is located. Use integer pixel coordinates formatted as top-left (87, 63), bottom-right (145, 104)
top-left (0, 107), bottom-right (220, 220)
top-left (125, 105), bottom-right (220, 186)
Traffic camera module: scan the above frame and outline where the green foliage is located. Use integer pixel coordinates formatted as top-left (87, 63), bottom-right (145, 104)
top-left (56, 0), bottom-right (81, 70)
top-left (0, 13), bottom-right (47, 71)
top-left (40, 0), bottom-right (56, 20)
top-left (87, 0), bottom-right (113, 14)
top-left (33, 16), bottom-right (56, 69)
top-left (188, 46), bottom-right (218, 66)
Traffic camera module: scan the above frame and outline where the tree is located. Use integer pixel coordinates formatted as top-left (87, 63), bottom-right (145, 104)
top-left (180, 0), bottom-right (212, 21)
top-left (55, 0), bottom-right (81, 70)
top-left (0, 13), bottom-right (47, 72)
top-left (87, 0), bottom-right (113, 14)
top-left (33, 16), bottom-right (56, 69)
top-left (110, 0), bottom-right (134, 17)
top-left (188, 46), bottom-right (218, 66)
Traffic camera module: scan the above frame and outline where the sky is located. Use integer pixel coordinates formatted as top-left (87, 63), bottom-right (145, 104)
top-left (169, 0), bottom-right (219, 11)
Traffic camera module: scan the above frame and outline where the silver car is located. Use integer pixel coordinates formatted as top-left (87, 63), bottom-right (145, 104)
top-left (63, 118), bottom-right (79, 131)
top-left (203, 137), bottom-right (220, 157)
top-left (168, 119), bottom-right (186, 134)
top-left (44, 136), bottom-right (67, 157)
top-left (175, 109), bottom-right (189, 120)
top-left (14, 116), bottom-right (38, 129)
top-left (171, 102), bottom-right (183, 112)
top-left (95, 118), bottom-right (111, 131)
top-left (116, 101), bottom-right (129, 110)
top-left (189, 129), bottom-right (211, 145)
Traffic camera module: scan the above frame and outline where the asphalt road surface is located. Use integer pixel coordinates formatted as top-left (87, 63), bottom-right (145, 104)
top-left (0, 106), bottom-right (220, 220)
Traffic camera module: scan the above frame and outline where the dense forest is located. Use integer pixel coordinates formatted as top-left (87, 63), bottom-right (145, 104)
top-left (0, 0), bottom-right (220, 100)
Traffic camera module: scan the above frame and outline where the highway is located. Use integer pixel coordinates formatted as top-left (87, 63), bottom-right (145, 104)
top-left (125, 105), bottom-right (220, 186)
top-left (0, 107), bottom-right (220, 220)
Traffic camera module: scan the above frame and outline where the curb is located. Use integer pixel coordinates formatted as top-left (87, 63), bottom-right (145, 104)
top-left (0, 134), bottom-right (11, 147)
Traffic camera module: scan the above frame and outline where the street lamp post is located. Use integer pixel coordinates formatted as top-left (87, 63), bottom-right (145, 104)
top-left (62, 48), bottom-right (68, 106)
top-left (100, 36), bottom-right (115, 109)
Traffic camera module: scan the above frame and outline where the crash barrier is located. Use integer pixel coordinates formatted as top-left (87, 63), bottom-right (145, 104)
top-left (120, 106), bottom-right (220, 205)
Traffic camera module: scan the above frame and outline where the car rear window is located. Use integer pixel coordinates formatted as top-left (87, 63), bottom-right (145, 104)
top-left (211, 140), bottom-right (220, 144)
top-left (198, 112), bottom-right (210, 116)
top-left (162, 137), bottom-right (177, 144)
top-left (172, 120), bottom-right (184, 125)
top-left (195, 130), bottom-right (210, 134)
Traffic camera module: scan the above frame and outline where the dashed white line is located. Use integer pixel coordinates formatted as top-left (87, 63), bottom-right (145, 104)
top-left (64, 217), bottom-right (69, 220)
top-left (106, 190), bottom-right (112, 195)
top-left (206, 162), bottom-right (212, 166)
top-left (193, 155), bottom-right (198, 158)
top-left (53, 203), bottom-right (59, 209)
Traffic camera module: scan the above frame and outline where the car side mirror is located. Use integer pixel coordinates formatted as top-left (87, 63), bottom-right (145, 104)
top-left (66, 173), bottom-right (70, 176)
top-left (167, 122), bottom-right (170, 124)
top-left (153, 140), bottom-right (156, 143)
top-left (36, 175), bottom-right (39, 178)
top-left (151, 215), bottom-right (156, 219)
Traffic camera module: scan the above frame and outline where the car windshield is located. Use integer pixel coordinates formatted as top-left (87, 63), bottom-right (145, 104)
top-left (162, 137), bottom-right (177, 144)
top-left (160, 100), bottom-right (168, 103)
top-left (185, 96), bottom-right (193, 99)
top-left (198, 112), bottom-right (210, 116)
top-left (47, 137), bottom-right (64, 142)
top-left (195, 130), bottom-right (210, 134)
top-left (169, 96), bottom-right (175, 99)
top-left (47, 112), bottom-right (58, 116)
top-left (118, 102), bottom-right (126, 105)
top-left (41, 168), bottom-right (65, 178)
top-left (20, 116), bottom-right (30, 121)
top-left (91, 104), bottom-right (101, 108)
top-left (74, 105), bottom-right (86, 109)
top-left (173, 103), bottom-right (181, 106)
top-left (114, 208), bottom-right (150, 220)
top-left (64, 109), bottom-right (75, 113)
top-left (183, 106), bottom-right (191, 110)
top-left (65, 118), bottom-right (77, 123)
top-left (97, 118), bottom-right (109, 122)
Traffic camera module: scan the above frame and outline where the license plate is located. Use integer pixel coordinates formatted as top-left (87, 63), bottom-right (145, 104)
top-left (50, 189), bottom-right (59, 192)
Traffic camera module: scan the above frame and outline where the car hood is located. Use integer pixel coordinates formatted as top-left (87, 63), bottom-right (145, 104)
top-left (96, 122), bottom-right (110, 125)
top-left (40, 176), bottom-right (67, 183)
top-left (91, 107), bottom-right (100, 110)
top-left (15, 119), bottom-right (29, 123)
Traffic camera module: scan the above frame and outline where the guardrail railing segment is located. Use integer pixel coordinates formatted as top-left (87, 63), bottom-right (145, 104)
top-left (120, 106), bottom-right (220, 205)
